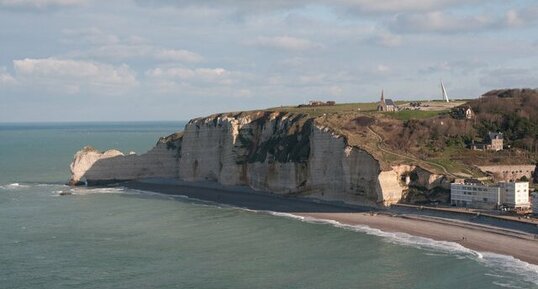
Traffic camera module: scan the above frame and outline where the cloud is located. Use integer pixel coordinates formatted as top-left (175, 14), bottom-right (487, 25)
top-left (374, 64), bottom-right (391, 74)
top-left (250, 36), bottom-right (322, 51)
top-left (479, 68), bottom-right (538, 88)
top-left (62, 28), bottom-right (204, 63)
top-left (367, 31), bottom-right (402, 47)
top-left (145, 66), bottom-right (241, 87)
top-left (389, 11), bottom-right (493, 33)
top-left (135, 0), bottom-right (484, 15)
top-left (13, 58), bottom-right (137, 94)
top-left (389, 7), bottom-right (538, 34)
top-left (62, 27), bottom-right (120, 45)
top-left (336, 0), bottom-right (483, 13)
top-left (0, 0), bottom-right (87, 8)
top-left (144, 65), bottom-right (252, 98)
top-left (155, 49), bottom-right (203, 63)
top-left (420, 59), bottom-right (487, 74)
top-left (0, 67), bottom-right (17, 86)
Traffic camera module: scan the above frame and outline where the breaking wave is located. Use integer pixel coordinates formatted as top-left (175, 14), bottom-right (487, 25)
top-left (266, 211), bottom-right (538, 286)
top-left (0, 183), bottom-right (30, 190)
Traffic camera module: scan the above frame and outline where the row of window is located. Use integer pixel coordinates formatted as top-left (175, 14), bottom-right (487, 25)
top-left (455, 186), bottom-right (490, 192)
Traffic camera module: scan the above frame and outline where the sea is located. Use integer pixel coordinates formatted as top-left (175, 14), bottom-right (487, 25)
top-left (0, 121), bottom-right (537, 289)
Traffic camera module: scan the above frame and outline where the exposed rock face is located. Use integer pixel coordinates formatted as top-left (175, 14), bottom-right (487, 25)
top-left (69, 112), bottom-right (442, 206)
top-left (69, 139), bottom-right (180, 185)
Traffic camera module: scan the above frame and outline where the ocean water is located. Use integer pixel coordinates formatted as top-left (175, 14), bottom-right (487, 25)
top-left (1, 122), bottom-right (537, 289)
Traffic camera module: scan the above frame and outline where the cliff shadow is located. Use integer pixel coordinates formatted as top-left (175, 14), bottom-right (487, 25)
top-left (72, 154), bottom-right (142, 186)
top-left (122, 180), bottom-right (375, 213)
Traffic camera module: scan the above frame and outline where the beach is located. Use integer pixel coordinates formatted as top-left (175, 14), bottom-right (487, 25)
top-left (125, 178), bottom-right (538, 265)
top-left (296, 212), bottom-right (538, 265)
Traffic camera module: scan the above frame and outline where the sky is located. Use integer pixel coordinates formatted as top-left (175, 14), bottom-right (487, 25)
top-left (1, 0), bottom-right (537, 122)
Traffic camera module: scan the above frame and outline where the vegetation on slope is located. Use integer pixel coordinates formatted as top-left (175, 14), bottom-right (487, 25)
top-left (162, 89), bottom-right (536, 179)
top-left (471, 89), bottom-right (538, 153)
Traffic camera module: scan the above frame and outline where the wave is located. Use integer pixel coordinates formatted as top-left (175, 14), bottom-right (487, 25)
top-left (265, 211), bottom-right (538, 286)
top-left (0, 183), bottom-right (30, 190)
top-left (0, 182), bottom-right (69, 190)
top-left (63, 186), bottom-right (129, 196)
top-left (45, 187), bottom-right (537, 286)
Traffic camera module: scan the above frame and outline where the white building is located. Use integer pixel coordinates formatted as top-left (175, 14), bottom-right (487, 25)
top-left (531, 193), bottom-right (538, 215)
top-left (450, 183), bottom-right (501, 209)
top-left (499, 182), bottom-right (530, 209)
top-left (450, 181), bottom-right (530, 209)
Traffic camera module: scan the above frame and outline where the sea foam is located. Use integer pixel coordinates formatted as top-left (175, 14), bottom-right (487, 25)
top-left (266, 211), bottom-right (538, 286)
top-left (93, 189), bottom-right (538, 286)
top-left (0, 183), bottom-right (30, 190)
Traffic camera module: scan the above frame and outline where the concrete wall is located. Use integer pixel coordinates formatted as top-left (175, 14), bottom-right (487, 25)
top-left (478, 165), bottom-right (536, 182)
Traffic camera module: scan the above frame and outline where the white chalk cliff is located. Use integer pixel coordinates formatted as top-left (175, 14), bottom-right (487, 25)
top-left (69, 112), bottom-right (446, 206)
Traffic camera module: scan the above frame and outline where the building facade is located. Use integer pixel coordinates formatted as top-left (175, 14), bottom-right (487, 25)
top-left (488, 132), bottom-right (504, 151)
top-left (450, 181), bottom-right (530, 209)
top-left (471, 132), bottom-right (504, 151)
top-left (450, 182), bottom-right (501, 209)
top-left (377, 90), bottom-right (397, 112)
top-left (464, 107), bottom-right (474, 119)
top-left (531, 192), bottom-right (538, 215)
top-left (498, 182), bottom-right (530, 209)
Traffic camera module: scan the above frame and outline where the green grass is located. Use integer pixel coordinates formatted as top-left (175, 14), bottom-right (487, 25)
top-left (267, 102), bottom-right (379, 117)
top-left (386, 110), bottom-right (448, 121)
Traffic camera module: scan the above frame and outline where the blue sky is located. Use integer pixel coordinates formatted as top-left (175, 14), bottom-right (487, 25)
top-left (1, 0), bottom-right (537, 122)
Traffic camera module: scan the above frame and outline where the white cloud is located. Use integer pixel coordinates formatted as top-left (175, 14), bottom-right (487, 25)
top-left (62, 28), bottom-right (120, 45)
top-left (368, 31), bottom-right (402, 47)
top-left (155, 49), bottom-right (203, 63)
top-left (0, 67), bottom-right (17, 86)
top-left (62, 29), bottom-right (204, 63)
top-left (389, 11), bottom-right (495, 33)
top-left (389, 7), bottom-right (538, 34)
top-left (0, 0), bottom-right (87, 8)
top-left (69, 43), bottom-right (154, 60)
top-left (13, 58), bottom-right (137, 94)
top-left (375, 64), bottom-right (391, 74)
top-left (336, 0), bottom-right (482, 13)
top-left (145, 66), bottom-right (240, 87)
top-left (505, 9), bottom-right (523, 27)
top-left (479, 68), bottom-right (538, 88)
top-left (134, 0), bottom-right (485, 15)
top-left (144, 65), bottom-right (252, 97)
top-left (420, 59), bottom-right (487, 75)
top-left (251, 36), bottom-right (322, 51)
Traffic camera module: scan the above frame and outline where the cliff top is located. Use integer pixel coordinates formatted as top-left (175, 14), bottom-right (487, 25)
top-left (167, 89), bottom-right (537, 179)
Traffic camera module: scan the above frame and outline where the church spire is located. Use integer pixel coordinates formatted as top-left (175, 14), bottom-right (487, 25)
top-left (381, 89), bottom-right (385, 103)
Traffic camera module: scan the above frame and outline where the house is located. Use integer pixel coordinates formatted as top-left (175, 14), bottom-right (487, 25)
top-left (450, 106), bottom-right (474, 119)
top-left (377, 90), bottom-right (397, 112)
top-left (465, 107), bottom-right (474, 119)
top-left (471, 132), bottom-right (504, 151)
top-left (487, 132), bottom-right (504, 151)
top-left (450, 180), bottom-right (530, 210)
top-left (297, 100), bottom-right (336, 108)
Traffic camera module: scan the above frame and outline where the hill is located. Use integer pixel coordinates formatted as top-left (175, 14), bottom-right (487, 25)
top-left (267, 89), bottom-right (537, 179)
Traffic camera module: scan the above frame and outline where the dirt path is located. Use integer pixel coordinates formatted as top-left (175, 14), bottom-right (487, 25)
top-left (367, 125), bottom-right (455, 177)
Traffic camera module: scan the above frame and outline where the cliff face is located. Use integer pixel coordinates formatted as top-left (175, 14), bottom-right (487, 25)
top-left (69, 111), bottom-right (443, 206)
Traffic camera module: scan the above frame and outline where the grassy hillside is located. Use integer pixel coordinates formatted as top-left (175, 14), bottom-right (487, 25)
top-left (265, 89), bottom-right (537, 178)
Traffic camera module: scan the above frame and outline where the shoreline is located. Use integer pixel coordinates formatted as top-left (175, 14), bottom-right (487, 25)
top-left (294, 212), bottom-right (538, 264)
top-left (123, 178), bottom-right (538, 265)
